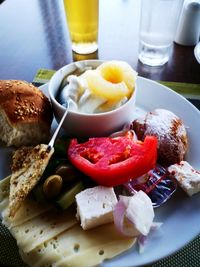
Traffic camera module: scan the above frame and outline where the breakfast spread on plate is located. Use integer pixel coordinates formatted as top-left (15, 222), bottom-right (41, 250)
top-left (57, 60), bottom-right (137, 113)
top-left (0, 61), bottom-right (200, 267)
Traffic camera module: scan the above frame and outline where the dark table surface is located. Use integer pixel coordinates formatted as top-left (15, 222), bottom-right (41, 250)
top-left (0, 0), bottom-right (199, 84)
top-left (0, 1), bottom-right (200, 267)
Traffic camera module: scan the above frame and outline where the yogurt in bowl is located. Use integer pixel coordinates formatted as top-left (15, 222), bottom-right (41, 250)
top-left (48, 60), bottom-right (138, 137)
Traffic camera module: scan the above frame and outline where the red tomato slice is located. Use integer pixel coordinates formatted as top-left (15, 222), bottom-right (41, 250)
top-left (67, 132), bottom-right (157, 187)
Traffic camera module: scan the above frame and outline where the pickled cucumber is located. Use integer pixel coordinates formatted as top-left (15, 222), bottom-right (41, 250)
top-left (56, 181), bottom-right (85, 210)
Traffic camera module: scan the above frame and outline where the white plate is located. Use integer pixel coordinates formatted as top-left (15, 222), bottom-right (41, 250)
top-left (1, 77), bottom-right (200, 267)
top-left (194, 42), bottom-right (200, 64)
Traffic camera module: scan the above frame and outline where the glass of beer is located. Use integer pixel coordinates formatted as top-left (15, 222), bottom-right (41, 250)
top-left (63, 0), bottom-right (99, 55)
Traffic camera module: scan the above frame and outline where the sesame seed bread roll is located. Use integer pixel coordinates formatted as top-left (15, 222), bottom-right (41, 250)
top-left (0, 80), bottom-right (53, 147)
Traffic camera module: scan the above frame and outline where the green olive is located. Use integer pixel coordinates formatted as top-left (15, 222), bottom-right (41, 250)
top-left (55, 164), bottom-right (80, 185)
top-left (43, 175), bottom-right (63, 199)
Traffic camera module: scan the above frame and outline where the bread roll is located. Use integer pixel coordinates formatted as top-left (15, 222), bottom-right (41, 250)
top-left (0, 80), bottom-right (53, 147)
top-left (132, 109), bottom-right (188, 166)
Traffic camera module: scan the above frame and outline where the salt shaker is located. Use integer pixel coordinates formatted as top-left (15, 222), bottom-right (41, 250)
top-left (174, 0), bottom-right (200, 46)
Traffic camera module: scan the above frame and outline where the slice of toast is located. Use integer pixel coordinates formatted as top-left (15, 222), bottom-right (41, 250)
top-left (8, 144), bottom-right (54, 218)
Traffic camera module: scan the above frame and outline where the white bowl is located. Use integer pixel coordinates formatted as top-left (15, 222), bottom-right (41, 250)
top-left (48, 60), bottom-right (137, 138)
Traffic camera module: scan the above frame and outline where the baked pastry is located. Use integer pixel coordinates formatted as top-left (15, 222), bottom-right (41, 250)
top-left (0, 80), bottom-right (53, 147)
top-left (131, 109), bottom-right (188, 166)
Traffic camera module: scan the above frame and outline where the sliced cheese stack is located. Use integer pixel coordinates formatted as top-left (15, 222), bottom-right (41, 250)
top-left (0, 177), bottom-right (136, 267)
top-left (10, 208), bottom-right (77, 253)
top-left (0, 176), bottom-right (52, 228)
top-left (20, 223), bottom-right (134, 267)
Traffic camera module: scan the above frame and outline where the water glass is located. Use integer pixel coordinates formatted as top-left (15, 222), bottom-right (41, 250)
top-left (138, 0), bottom-right (184, 66)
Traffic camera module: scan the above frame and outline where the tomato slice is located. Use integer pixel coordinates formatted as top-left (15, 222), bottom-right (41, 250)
top-left (67, 132), bottom-right (157, 187)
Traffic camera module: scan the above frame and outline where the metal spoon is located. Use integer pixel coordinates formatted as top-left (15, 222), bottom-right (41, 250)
top-left (47, 101), bottom-right (69, 151)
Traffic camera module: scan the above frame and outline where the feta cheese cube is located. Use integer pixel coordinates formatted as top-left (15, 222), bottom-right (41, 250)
top-left (75, 186), bottom-right (117, 230)
top-left (168, 161), bottom-right (200, 196)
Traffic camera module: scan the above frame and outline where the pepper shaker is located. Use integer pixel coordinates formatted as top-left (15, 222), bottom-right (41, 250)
top-left (174, 0), bottom-right (200, 46)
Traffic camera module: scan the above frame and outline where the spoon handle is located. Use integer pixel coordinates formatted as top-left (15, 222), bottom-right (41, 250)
top-left (47, 103), bottom-right (69, 151)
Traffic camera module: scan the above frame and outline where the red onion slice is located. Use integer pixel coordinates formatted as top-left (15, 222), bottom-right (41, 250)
top-left (113, 191), bottom-right (155, 237)
top-left (113, 198), bottom-right (135, 236)
top-left (138, 222), bottom-right (163, 253)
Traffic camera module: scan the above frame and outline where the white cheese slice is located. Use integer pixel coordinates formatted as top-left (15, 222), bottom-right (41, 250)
top-left (0, 176), bottom-right (10, 217)
top-left (0, 175), bottom-right (10, 201)
top-left (76, 186), bottom-right (118, 230)
top-left (1, 196), bottom-right (52, 228)
top-left (168, 161), bottom-right (200, 196)
top-left (11, 207), bottom-right (77, 253)
top-left (0, 197), bottom-right (9, 214)
top-left (20, 223), bottom-right (135, 267)
top-left (0, 169), bottom-right (53, 229)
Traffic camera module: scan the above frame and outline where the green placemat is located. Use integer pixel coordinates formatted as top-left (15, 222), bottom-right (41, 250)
top-left (0, 69), bottom-right (200, 267)
top-left (159, 81), bottom-right (200, 100)
top-left (32, 69), bottom-right (200, 100)
top-left (33, 69), bottom-right (56, 85)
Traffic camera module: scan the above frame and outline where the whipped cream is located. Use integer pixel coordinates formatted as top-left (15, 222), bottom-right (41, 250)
top-left (60, 74), bottom-right (127, 114)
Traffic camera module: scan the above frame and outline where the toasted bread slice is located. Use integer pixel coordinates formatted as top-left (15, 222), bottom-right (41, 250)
top-left (8, 144), bottom-right (54, 218)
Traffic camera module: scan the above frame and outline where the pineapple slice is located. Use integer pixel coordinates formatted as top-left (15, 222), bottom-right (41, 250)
top-left (83, 61), bottom-right (137, 102)
top-left (98, 61), bottom-right (137, 95)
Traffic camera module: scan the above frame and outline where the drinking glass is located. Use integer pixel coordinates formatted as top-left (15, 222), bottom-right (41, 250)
top-left (138, 0), bottom-right (184, 66)
top-left (63, 0), bottom-right (99, 55)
